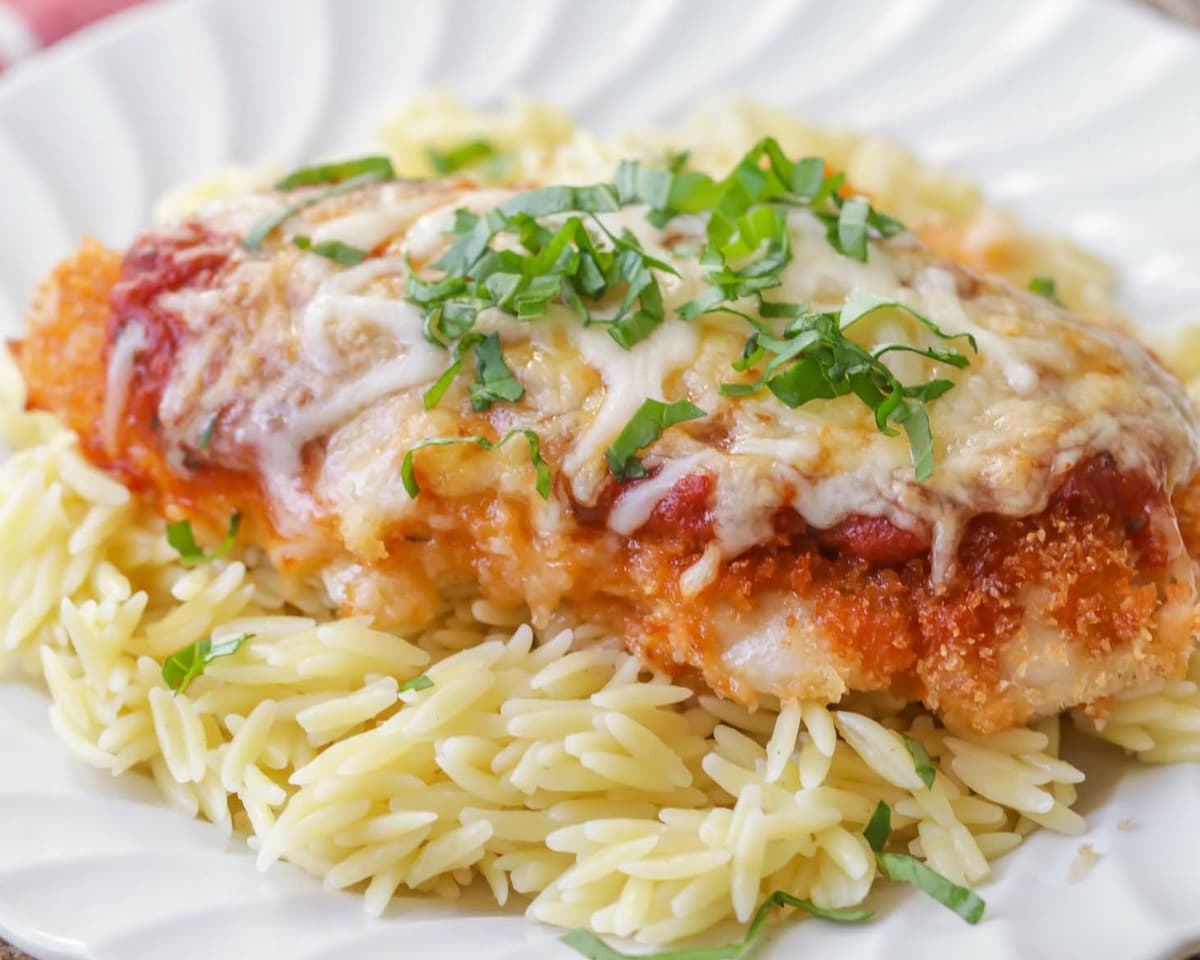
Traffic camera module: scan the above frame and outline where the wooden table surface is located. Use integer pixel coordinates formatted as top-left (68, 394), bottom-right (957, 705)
top-left (2, 0), bottom-right (1199, 958)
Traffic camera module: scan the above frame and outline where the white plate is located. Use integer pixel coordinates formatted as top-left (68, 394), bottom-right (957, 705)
top-left (1, 1), bottom-right (1199, 958)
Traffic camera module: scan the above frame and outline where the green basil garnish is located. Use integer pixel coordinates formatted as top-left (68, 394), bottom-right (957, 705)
top-left (401, 430), bottom-right (551, 499)
top-left (162, 632), bottom-right (252, 694)
top-left (166, 512), bottom-right (241, 568)
top-left (561, 889), bottom-right (870, 960)
top-left (863, 801), bottom-right (985, 924)
top-left (604, 398), bottom-right (706, 482)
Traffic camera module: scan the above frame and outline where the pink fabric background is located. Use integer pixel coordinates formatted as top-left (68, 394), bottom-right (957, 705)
top-left (9, 0), bottom-right (143, 43)
top-left (1, 0), bottom-right (1196, 68)
top-left (0, 0), bottom-right (145, 67)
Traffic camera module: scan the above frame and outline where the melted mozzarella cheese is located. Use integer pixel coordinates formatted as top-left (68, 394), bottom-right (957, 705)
top-left (258, 265), bottom-right (443, 488)
top-left (563, 321), bottom-right (701, 502)
top-left (310, 189), bottom-right (446, 250)
top-left (780, 209), bottom-right (908, 311)
top-left (145, 180), bottom-right (1200, 577)
top-left (915, 266), bottom-right (1041, 394)
top-left (300, 258), bottom-right (419, 371)
top-left (103, 322), bottom-right (147, 452)
top-left (402, 190), bottom-right (516, 260)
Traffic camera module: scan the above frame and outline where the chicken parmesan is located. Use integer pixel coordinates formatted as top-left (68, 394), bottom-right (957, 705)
top-left (16, 144), bottom-right (1200, 735)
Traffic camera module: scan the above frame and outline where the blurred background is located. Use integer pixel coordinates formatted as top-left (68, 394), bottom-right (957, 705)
top-left (0, 0), bottom-right (1196, 70)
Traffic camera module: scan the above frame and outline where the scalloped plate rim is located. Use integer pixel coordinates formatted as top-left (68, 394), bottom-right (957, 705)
top-left (1, 1), bottom-right (1199, 958)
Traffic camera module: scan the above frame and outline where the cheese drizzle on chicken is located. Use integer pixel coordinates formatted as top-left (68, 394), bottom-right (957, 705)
top-left (17, 155), bottom-right (1200, 734)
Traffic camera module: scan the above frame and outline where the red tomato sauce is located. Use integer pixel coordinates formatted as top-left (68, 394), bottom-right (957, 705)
top-left (107, 225), bottom-right (234, 435)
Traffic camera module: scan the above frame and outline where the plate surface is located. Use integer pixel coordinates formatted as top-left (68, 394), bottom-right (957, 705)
top-left (1, 0), bottom-right (1200, 957)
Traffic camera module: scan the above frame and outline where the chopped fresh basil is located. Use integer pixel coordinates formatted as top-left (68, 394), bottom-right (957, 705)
top-left (423, 331), bottom-right (527, 412)
top-left (408, 275), bottom-right (482, 347)
top-left (292, 235), bottom-right (368, 266)
top-left (1028, 275), bottom-right (1064, 307)
top-left (427, 139), bottom-right (500, 175)
top-left (902, 734), bottom-right (936, 788)
top-left (611, 144), bottom-right (972, 480)
top-left (437, 184), bottom-right (622, 273)
top-left (275, 155), bottom-right (395, 190)
top-left (162, 632), bottom-right (252, 694)
top-left (561, 889), bottom-right (870, 960)
top-left (862, 801), bottom-right (986, 924)
top-left (604, 398), bottom-right (706, 482)
top-left (409, 199), bottom-right (671, 355)
top-left (243, 167), bottom-right (393, 252)
top-left (166, 512), bottom-right (241, 568)
top-left (717, 296), bottom-right (975, 480)
top-left (469, 332), bottom-right (525, 411)
top-left (398, 675), bottom-right (433, 693)
top-left (401, 430), bottom-right (551, 499)
top-left (399, 138), bottom-right (964, 494)
top-left (615, 139), bottom-right (899, 294)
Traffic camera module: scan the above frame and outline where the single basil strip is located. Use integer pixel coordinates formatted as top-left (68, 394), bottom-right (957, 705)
top-left (904, 378), bottom-right (956, 403)
top-left (162, 632), bottom-right (252, 695)
top-left (293, 236), bottom-right (369, 266)
top-left (615, 159), bottom-right (674, 209)
top-left (874, 343), bottom-right (970, 370)
top-left (678, 285), bottom-right (730, 322)
top-left (765, 892), bottom-right (873, 925)
top-left (398, 675), bottom-right (433, 693)
top-left (839, 292), bottom-right (978, 353)
top-left (894, 401), bottom-right (935, 482)
top-left (428, 139), bottom-right (500, 175)
top-left (862, 800), bottom-right (985, 924)
top-left (608, 309), bottom-right (663, 349)
top-left (788, 156), bottom-right (827, 200)
top-left (1028, 274), bottom-right (1064, 307)
top-left (864, 800), bottom-right (893, 853)
top-left (243, 168), bottom-right (391, 251)
top-left (604, 398), bottom-right (706, 482)
top-left (868, 207), bottom-right (907, 237)
top-left (423, 332), bottom-right (483, 409)
top-left (166, 512), bottom-right (241, 568)
top-left (275, 155), bottom-right (395, 190)
top-left (198, 414), bottom-right (217, 450)
top-left (560, 889), bottom-right (870, 960)
top-left (902, 734), bottom-right (937, 788)
top-left (422, 358), bottom-right (464, 410)
top-left (836, 195), bottom-right (871, 262)
top-left (401, 430), bottom-right (551, 499)
top-left (469, 332), bottom-right (525, 411)
top-left (876, 853), bottom-right (986, 924)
